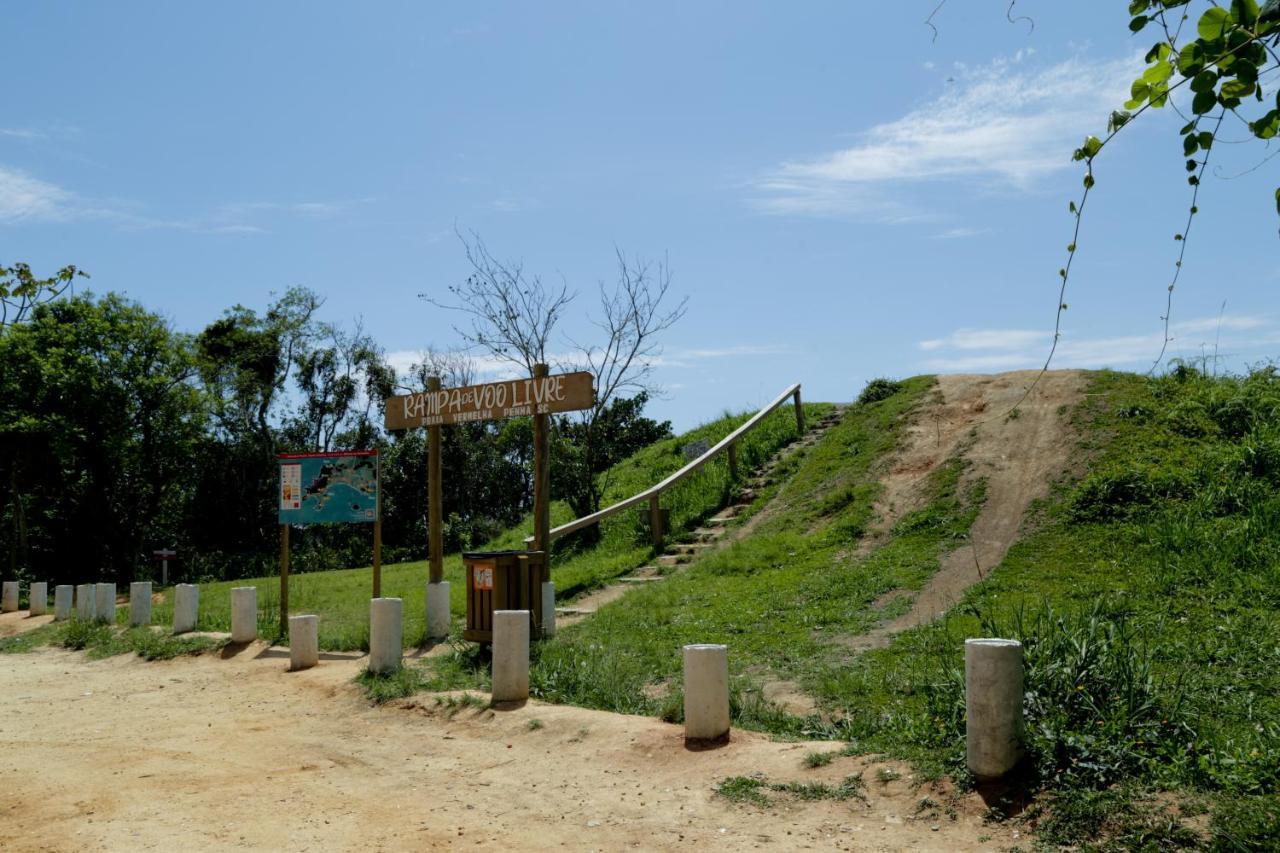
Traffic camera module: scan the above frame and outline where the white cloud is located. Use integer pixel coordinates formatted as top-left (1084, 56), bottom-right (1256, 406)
top-left (931, 227), bottom-right (992, 239)
top-left (0, 163), bottom-right (366, 235)
top-left (751, 52), bottom-right (1139, 218)
top-left (917, 315), bottom-right (1278, 372)
top-left (0, 165), bottom-right (73, 222)
top-left (0, 128), bottom-right (46, 141)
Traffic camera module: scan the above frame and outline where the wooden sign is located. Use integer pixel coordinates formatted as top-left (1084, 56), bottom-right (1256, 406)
top-left (385, 371), bottom-right (594, 430)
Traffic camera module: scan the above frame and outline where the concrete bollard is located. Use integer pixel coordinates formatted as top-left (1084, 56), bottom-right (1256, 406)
top-left (541, 581), bottom-right (556, 638)
top-left (29, 582), bottom-right (47, 616)
top-left (425, 581), bottom-right (451, 640)
top-left (1, 581), bottom-right (17, 612)
top-left (94, 583), bottom-right (116, 624)
top-left (129, 581), bottom-right (152, 627)
top-left (75, 584), bottom-right (96, 621)
top-left (173, 583), bottom-right (199, 634)
top-left (368, 597), bottom-right (403, 674)
top-left (53, 585), bottom-right (73, 620)
top-left (683, 643), bottom-right (730, 742)
top-left (289, 615), bottom-right (320, 671)
top-left (230, 587), bottom-right (257, 643)
top-left (492, 610), bottom-right (530, 702)
top-left (965, 638), bottom-right (1024, 780)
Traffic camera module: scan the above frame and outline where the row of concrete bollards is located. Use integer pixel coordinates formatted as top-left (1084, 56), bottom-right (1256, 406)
top-left (6, 578), bottom-right (1026, 779)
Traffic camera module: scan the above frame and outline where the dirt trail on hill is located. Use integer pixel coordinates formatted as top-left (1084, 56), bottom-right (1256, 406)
top-left (846, 370), bottom-right (1087, 652)
top-left (0, 647), bottom-right (1019, 852)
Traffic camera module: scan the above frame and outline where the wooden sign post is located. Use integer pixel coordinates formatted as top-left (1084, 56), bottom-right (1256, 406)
top-left (385, 367), bottom-right (595, 639)
top-left (427, 376), bottom-right (444, 585)
top-left (152, 548), bottom-right (177, 586)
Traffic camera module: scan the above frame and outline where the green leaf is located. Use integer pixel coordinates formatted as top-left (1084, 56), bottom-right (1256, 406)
top-left (1190, 70), bottom-right (1218, 93)
top-left (1197, 131), bottom-right (1215, 150)
top-left (1192, 90), bottom-right (1218, 115)
top-left (1128, 0), bottom-right (1151, 14)
top-left (1177, 42), bottom-right (1205, 75)
top-left (1183, 134), bottom-right (1200, 156)
top-left (1130, 15), bottom-right (1149, 32)
top-left (1198, 6), bottom-right (1232, 39)
top-left (1232, 0), bottom-right (1260, 27)
top-left (1274, 187), bottom-right (1279, 216)
top-left (1221, 78), bottom-right (1256, 99)
top-left (1250, 109), bottom-right (1280, 139)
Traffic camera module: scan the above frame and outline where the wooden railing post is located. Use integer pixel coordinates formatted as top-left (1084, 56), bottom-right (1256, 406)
top-left (793, 389), bottom-right (804, 433)
top-left (727, 443), bottom-right (738, 481)
top-left (649, 494), bottom-right (664, 551)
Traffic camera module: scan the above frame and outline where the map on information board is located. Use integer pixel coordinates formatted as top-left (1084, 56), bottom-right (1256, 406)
top-left (278, 451), bottom-right (378, 525)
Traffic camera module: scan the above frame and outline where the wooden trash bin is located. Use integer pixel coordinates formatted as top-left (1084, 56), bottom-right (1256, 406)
top-left (462, 550), bottom-right (549, 643)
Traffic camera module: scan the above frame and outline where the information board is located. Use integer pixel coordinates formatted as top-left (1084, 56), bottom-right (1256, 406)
top-left (278, 451), bottom-right (378, 525)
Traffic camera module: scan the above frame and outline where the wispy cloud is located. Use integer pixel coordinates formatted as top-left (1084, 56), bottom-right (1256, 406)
top-left (0, 128), bottom-right (46, 141)
top-left (750, 51), bottom-right (1138, 218)
top-left (0, 162), bottom-right (367, 234)
top-left (917, 315), bottom-right (1276, 372)
top-left (931, 226), bottom-right (992, 240)
top-left (0, 166), bottom-right (73, 222)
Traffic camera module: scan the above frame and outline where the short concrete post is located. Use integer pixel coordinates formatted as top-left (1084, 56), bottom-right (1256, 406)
top-left (965, 638), bottom-right (1024, 780)
top-left (129, 581), bottom-right (152, 627)
top-left (368, 597), bottom-right (403, 674)
top-left (1, 581), bottom-right (17, 612)
top-left (425, 581), bottom-right (450, 640)
top-left (94, 583), bottom-right (116, 624)
top-left (683, 643), bottom-right (730, 742)
top-left (492, 610), bottom-right (530, 702)
top-left (289, 615), bottom-right (320, 671)
top-left (173, 583), bottom-right (198, 634)
top-left (53, 585), bottom-right (73, 620)
top-left (541, 581), bottom-right (556, 638)
top-left (75, 584), bottom-right (96, 620)
top-left (29, 582), bottom-right (47, 616)
top-left (230, 587), bottom-right (257, 643)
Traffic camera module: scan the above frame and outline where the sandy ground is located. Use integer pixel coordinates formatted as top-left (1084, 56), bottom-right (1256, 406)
top-left (848, 370), bottom-right (1087, 651)
top-left (0, 645), bottom-right (1021, 852)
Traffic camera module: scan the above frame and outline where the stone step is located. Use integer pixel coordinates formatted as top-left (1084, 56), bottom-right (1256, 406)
top-left (556, 607), bottom-right (593, 618)
top-left (657, 554), bottom-right (689, 567)
top-left (692, 529), bottom-right (719, 542)
top-left (670, 543), bottom-right (711, 556)
top-left (618, 575), bottom-right (662, 584)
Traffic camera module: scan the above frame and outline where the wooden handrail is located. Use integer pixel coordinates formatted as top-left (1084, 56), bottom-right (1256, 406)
top-left (526, 382), bottom-right (803, 548)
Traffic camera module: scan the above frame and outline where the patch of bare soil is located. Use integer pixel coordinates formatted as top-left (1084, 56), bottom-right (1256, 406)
top-left (0, 646), bottom-right (1019, 851)
top-left (0, 610), bottom-right (53, 638)
top-left (846, 370), bottom-right (1087, 652)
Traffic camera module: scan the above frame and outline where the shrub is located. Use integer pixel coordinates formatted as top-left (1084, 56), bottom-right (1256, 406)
top-left (857, 378), bottom-right (904, 405)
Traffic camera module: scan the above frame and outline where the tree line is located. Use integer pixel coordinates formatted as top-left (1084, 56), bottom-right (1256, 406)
top-left (0, 244), bottom-right (681, 587)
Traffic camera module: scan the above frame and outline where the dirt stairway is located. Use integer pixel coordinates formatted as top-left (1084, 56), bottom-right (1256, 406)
top-left (555, 405), bottom-right (848, 626)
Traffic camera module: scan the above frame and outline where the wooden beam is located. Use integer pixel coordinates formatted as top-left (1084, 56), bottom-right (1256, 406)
top-left (427, 376), bottom-right (444, 585)
top-left (532, 363), bottom-right (551, 554)
top-left (279, 524), bottom-right (290, 637)
top-left (794, 389), bottom-right (804, 434)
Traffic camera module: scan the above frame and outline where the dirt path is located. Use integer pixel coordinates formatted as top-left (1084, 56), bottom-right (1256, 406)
top-left (847, 370), bottom-right (1086, 652)
top-left (0, 610), bottom-right (54, 638)
top-left (0, 646), bottom-right (1019, 852)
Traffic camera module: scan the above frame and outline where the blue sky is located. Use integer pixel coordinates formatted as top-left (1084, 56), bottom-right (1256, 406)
top-left (3, 1), bottom-right (1277, 429)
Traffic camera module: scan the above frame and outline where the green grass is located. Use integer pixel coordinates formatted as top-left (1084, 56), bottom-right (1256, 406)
top-left (37, 618), bottom-right (228, 659)
top-left (525, 376), bottom-right (984, 726)
top-left (714, 773), bottom-right (866, 806)
top-left (824, 367), bottom-right (1280, 848)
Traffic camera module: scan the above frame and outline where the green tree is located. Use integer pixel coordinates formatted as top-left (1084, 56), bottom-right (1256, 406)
top-left (0, 293), bottom-right (204, 584)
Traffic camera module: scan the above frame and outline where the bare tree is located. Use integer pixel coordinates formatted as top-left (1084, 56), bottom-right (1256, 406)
top-left (572, 249), bottom-right (687, 422)
top-left (421, 232), bottom-right (574, 375)
top-left (397, 347), bottom-right (476, 394)
top-left (425, 235), bottom-right (687, 521)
